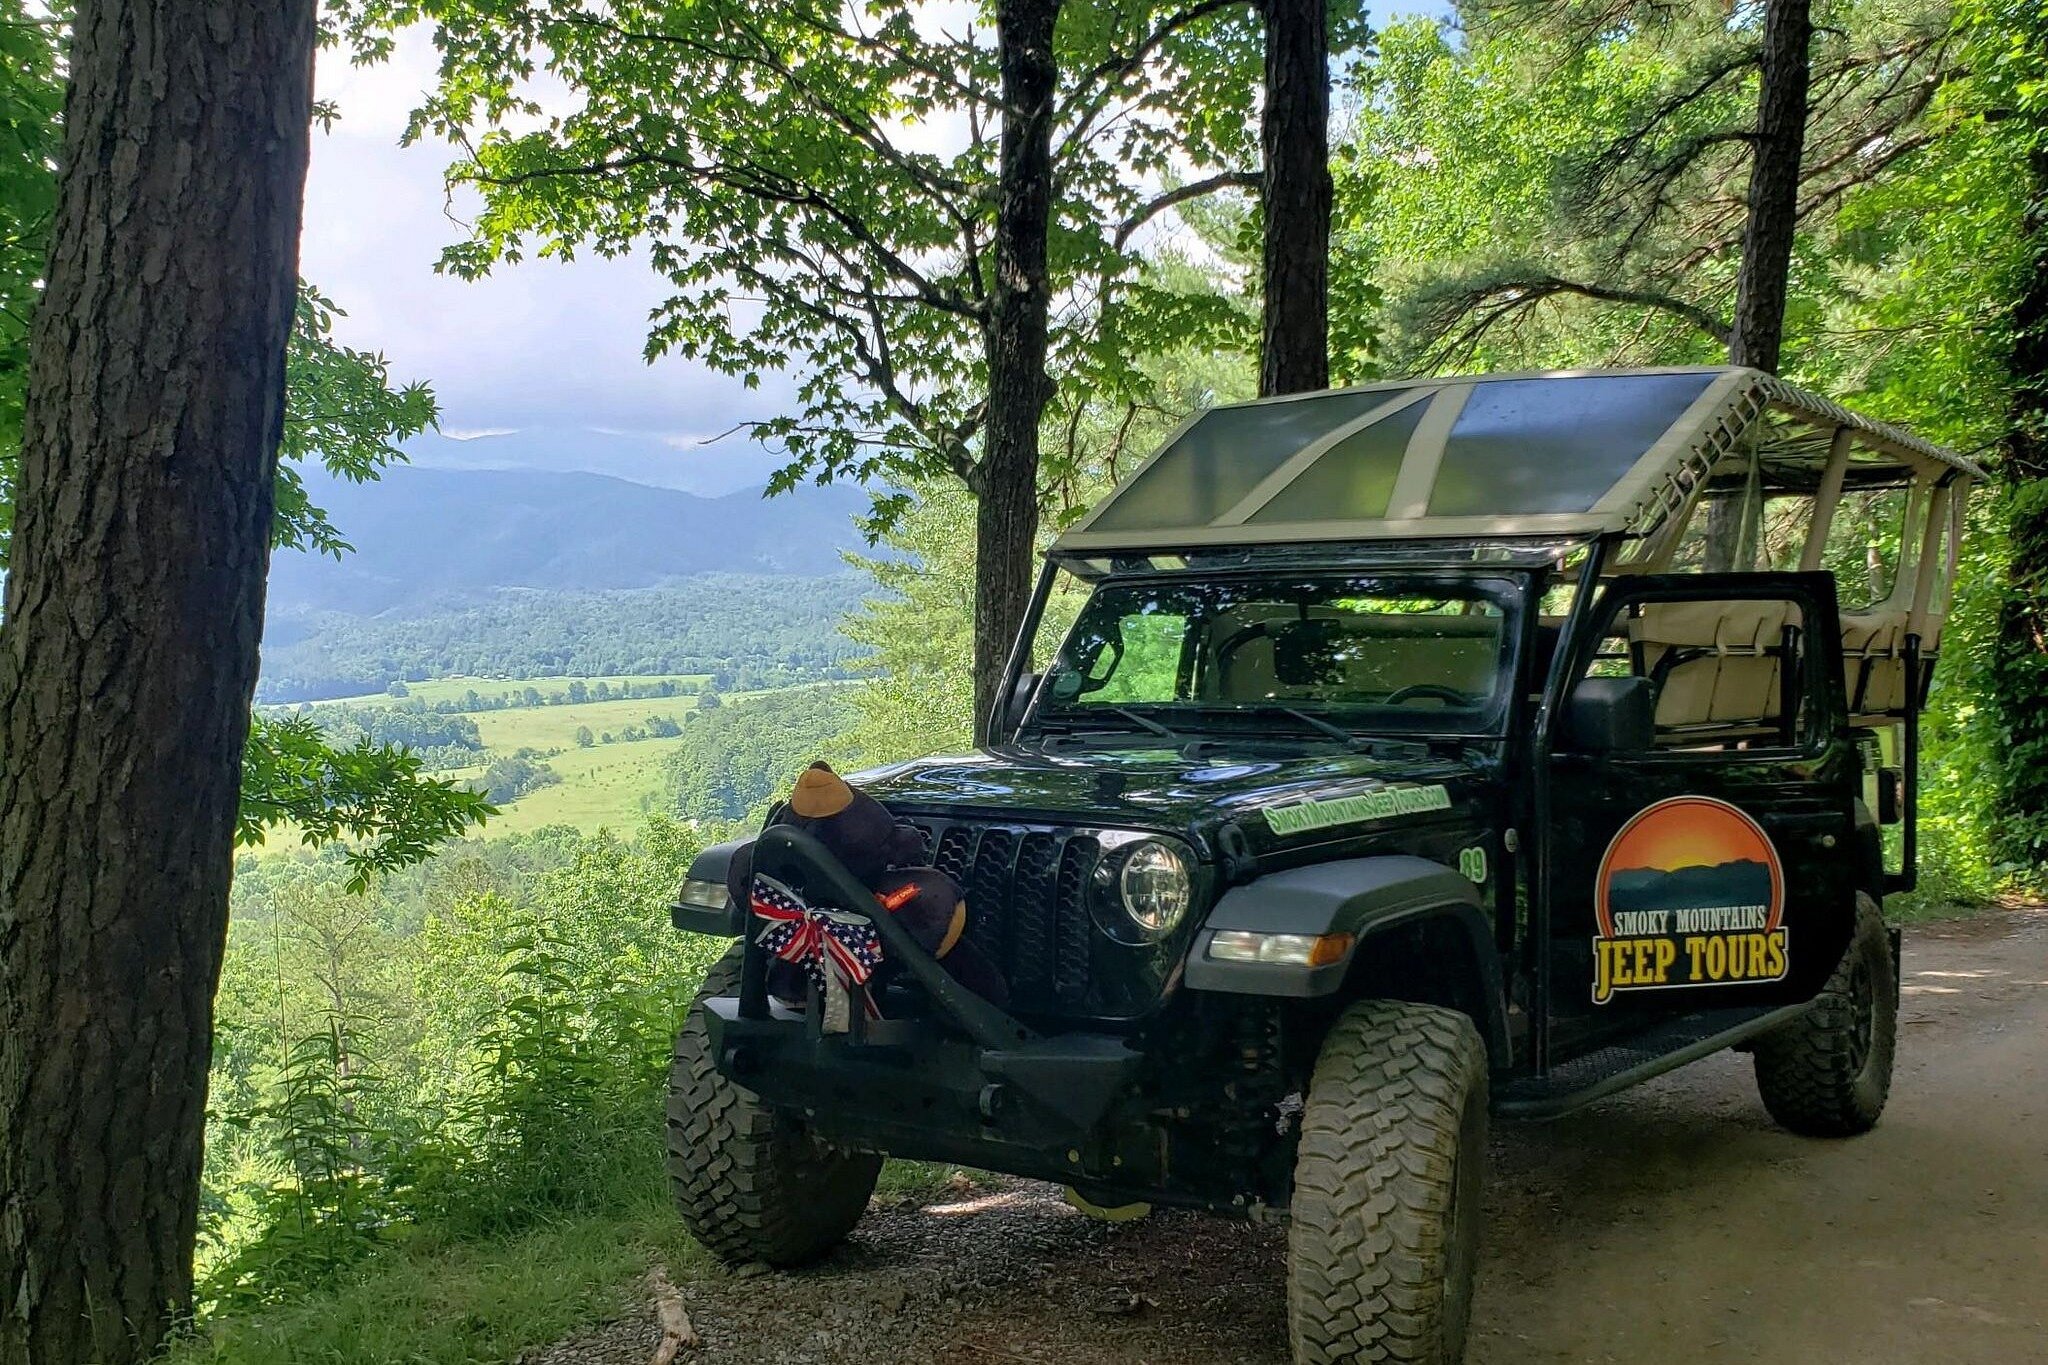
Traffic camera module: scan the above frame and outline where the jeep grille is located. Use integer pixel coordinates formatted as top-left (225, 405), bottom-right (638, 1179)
top-left (904, 818), bottom-right (1101, 1011)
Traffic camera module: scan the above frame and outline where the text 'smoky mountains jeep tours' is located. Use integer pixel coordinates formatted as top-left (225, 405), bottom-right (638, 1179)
top-left (664, 367), bottom-right (1981, 1364)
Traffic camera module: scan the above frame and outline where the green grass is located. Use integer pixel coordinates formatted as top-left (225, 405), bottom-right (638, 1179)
top-left (491, 736), bottom-right (690, 834)
top-left (279, 674), bottom-right (841, 840)
top-left (459, 692), bottom-right (715, 835)
top-left (171, 1159), bottom-right (962, 1365)
top-left (467, 696), bottom-right (695, 752)
top-left (170, 1189), bottom-right (705, 1365)
top-left (304, 678), bottom-right (720, 837)
top-left (453, 683), bottom-right (838, 836)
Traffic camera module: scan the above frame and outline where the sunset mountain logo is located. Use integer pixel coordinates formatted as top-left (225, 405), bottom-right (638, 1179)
top-left (1592, 795), bottom-right (1788, 1003)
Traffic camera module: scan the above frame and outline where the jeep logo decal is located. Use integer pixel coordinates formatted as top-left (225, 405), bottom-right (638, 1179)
top-left (1260, 784), bottom-right (1452, 836)
top-left (1592, 795), bottom-right (1788, 1004)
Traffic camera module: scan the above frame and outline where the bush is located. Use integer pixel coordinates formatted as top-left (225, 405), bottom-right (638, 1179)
top-left (198, 821), bottom-right (719, 1313)
top-left (472, 754), bottom-right (561, 804)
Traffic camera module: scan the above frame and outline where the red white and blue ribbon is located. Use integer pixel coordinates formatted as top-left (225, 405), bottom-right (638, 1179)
top-left (750, 874), bottom-right (884, 1010)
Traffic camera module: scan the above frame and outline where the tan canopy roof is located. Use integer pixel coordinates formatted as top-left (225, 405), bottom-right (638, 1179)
top-left (1054, 367), bottom-right (1984, 555)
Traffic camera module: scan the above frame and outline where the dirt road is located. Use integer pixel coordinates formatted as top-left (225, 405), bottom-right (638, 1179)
top-left (552, 906), bottom-right (2047, 1365)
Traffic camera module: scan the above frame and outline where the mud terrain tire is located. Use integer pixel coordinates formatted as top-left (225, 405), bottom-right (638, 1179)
top-left (1752, 893), bottom-right (1897, 1137)
top-left (666, 947), bottom-right (881, 1265)
top-left (1288, 1000), bottom-right (1488, 1365)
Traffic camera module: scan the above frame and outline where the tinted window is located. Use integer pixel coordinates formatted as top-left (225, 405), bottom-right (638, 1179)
top-left (1248, 401), bottom-right (1426, 525)
top-left (1428, 373), bottom-right (1717, 518)
top-left (1038, 574), bottom-right (1519, 736)
top-left (1084, 390), bottom-right (1402, 532)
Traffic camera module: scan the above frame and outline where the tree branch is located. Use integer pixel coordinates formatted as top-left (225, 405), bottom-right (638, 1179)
top-left (1408, 269), bottom-right (1731, 369)
top-left (1062, 0), bottom-right (1246, 153)
top-left (1077, 0), bottom-right (1245, 88)
top-left (1113, 170), bottom-right (1259, 249)
top-left (554, 10), bottom-right (979, 209)
top-left (468, 149), bottom-right (984, 321)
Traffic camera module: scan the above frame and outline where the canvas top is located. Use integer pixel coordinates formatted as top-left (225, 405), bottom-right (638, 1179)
top-left (1053, 367), bottom-right (1984, 555)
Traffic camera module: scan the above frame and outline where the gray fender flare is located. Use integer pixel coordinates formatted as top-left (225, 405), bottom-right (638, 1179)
top-left (1184, 855), bottom-right (1509, 1062)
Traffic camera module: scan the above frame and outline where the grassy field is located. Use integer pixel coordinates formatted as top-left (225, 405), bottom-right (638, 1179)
top-left (487, 735), bottom-right (688, 834)
top-left (169, 1161), bottom-right (957, 1365)
top-left (466, 695), bottom-right (695, 752)
top-left (289, 677), bottom-right (814, 837)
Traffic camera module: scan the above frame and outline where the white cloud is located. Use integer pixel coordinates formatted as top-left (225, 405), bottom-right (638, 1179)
top-left (300, 31), bottom-right (793, 491)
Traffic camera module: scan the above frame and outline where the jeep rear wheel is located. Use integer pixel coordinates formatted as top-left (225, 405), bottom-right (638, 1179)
top-left (1752, 893), bottom-right (1896, 1137)
top-left (666, 947), bottom-right (882, 1265)
top-left (1288, 1000), bottom-right (1488, 1365)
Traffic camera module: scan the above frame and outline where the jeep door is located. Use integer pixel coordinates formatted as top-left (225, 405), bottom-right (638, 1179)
top-left (1542, 572), bottom-right (1860, 1055)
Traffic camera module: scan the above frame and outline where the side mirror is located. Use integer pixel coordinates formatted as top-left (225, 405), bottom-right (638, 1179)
top-left (1001, 671), bottom-right (1041, 738)
top-left (1876, 766), bottom-right (1904, 824)
top-left (1563, 676), bottom-right (1657, 753)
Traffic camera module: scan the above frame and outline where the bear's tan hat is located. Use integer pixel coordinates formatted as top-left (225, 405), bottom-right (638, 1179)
top-left (789, 761), bottom-right (854, 818)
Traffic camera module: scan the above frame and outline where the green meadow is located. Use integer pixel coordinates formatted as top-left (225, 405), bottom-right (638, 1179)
top-left (483, 735), bottom-right (687, 833)
top-left (293, 676), bottom-right (815, 837)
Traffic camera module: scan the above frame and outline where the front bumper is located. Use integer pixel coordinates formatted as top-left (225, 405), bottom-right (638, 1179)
top-left (708, 822), bottom-right (1152, 1189)
top-left (704, 997), bottom-right (1143, 1184)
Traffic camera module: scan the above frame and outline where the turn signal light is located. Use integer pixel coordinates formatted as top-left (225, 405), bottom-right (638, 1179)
top-left (676, 878), bottom-right (729, 911)
top-left (1207, 930), bottom-right (1355, 967)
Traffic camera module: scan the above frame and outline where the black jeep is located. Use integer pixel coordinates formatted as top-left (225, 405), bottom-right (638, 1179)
top-left (663, 367), bottom-right (1980, 1364)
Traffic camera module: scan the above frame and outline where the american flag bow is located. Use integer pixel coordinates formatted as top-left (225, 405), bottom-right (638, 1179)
top-left (750, 874), bottom-right (884, 1003)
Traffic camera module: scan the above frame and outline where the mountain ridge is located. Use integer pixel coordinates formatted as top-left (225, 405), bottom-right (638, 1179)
top-left (1607, 858), bottom-right (1775, 913)
top-left (268, 463), bottom-right (871, 615)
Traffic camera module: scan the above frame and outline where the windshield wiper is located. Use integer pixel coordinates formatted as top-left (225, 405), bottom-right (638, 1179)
top-left (1098, 705), bottom-right (1183, 741)
top-left (1258, 706), bottom-right (1371, 750)
top-left (1036, 705), bottom-right (1185, 744)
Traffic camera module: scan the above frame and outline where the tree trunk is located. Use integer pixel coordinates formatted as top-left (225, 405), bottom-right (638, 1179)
top-left (1991, 140), bottom-right (2048, 874)
top-left (0, 1), bottom-right (316, 1359)
top-left (975, 0), bottom-right (1063, 743)
top-left (1727, 0), bottom-right (1813, 373)
top-left (1258, 0), bottom-right (1331, 396)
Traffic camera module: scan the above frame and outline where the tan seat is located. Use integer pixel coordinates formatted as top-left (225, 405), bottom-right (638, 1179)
top-left (1630, 600), bottom-right (1792, 729)
top-left (1841, 609), bottom-right (1933, 717)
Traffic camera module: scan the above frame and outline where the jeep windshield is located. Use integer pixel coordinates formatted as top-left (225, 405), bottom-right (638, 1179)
top-left (1027, 572), bottom-right (1520, 742)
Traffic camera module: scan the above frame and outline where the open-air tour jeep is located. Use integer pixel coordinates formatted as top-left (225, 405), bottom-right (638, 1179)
top-left (664, 366), bottom-right (1980, 1364)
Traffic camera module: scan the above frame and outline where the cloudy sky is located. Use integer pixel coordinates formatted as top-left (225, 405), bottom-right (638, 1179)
top-left (300, 33), bottom-right (803, 494)
top-left (299, 11), bottom-right (1451, 495)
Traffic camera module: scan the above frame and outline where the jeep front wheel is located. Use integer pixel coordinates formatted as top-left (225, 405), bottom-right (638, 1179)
top-left (1288, 1000), bottom-right (1488, 1365)
top-left (665, 947), bottom-right (882, 1265)
top-left (1751, 893), bottom-right (1897, 1137)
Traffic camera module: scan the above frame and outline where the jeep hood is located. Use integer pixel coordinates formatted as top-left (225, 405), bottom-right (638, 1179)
top-left (855, 745), bottom-right (1487, 845)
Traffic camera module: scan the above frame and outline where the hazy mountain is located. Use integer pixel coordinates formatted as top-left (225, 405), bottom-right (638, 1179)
top-left (269, 464), bottom-right (871, 615)
top-left (403, 426), bottom-right (785, 496)
top-left (1607, 860), bottom-right (1775, 913)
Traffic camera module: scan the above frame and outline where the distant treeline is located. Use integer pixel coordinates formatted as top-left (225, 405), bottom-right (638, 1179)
top-left (297, 702), bottom-right (488, 771)
top-left (387, 677), bottom-right (701, 711)
top-left (664, 685), bottom-right (860, 823)
top-left (257, 575), bottom-right (870, 703)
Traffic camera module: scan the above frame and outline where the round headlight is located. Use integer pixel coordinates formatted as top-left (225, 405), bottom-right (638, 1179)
top-left (1119, 840), bottom-right (1192, 937)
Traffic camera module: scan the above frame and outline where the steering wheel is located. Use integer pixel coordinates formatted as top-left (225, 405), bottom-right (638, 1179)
top-left (1384, 682), bottom-right (1475, 707)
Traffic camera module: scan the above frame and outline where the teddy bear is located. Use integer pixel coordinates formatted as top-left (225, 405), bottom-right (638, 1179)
top-left (725, 761), bottom-right (1010, 1009)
